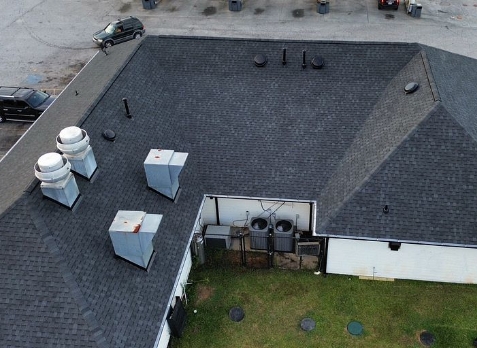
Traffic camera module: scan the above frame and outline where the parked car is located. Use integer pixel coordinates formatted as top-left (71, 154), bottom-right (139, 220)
top-left (378, 0), bottom-right (399, 10)
top-left (0, 87), bottom-right (56, 123)
top-left (93, 16), bottom-right (145, 48)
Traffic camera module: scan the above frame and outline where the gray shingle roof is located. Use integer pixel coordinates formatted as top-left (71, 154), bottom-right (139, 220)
top-left (2, 36), bottom-right (477, 347)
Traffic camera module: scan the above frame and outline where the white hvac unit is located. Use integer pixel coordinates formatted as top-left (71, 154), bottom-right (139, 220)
top-left (204, 225), bottom-right (232, 249)
top-left (56, 126), bottom-right (97, 179)
top-left (249, 217), bottom-right (269, 250)
top-left (34, 152), bottom-right (80, 208)
top-left (108, 210), bottom-right (162, 269)
top-left (274, 219), bottom-right (294, 252)
top-left (144, 149), bottom-right (188, 200)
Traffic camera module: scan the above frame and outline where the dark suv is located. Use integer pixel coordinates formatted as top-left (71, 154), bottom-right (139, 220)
top-left (378, 0), bottom-right (399, 9)
top-left (0, 87), bottom-right (56, 123)
top-left (93, 16), bottom-right (145, 48)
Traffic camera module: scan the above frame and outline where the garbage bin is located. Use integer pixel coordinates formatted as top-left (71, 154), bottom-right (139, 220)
top-left (317, 0), bottom-right (326, 14)
top-left (415, 4), bottom-right (422, 17)
top-left (325, 0), bottom-right (330, 13)
top-left (229, 0), bottom-right (242, 11)
top-left (142, 0), bottom-right (157, 9)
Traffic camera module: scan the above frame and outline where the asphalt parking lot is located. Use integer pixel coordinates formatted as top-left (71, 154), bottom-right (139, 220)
top-left (1, 0), bottom-right (477, 158)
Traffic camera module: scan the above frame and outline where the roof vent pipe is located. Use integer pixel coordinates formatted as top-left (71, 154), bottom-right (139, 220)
top-left (282, 48), bottom-right (287, 66)
top-left (144, 149), bottom-right (188, 201)
top-left (34, 152), bottom-right (80, 208)
top-left (56, 126), bottom-right (97, 180)
top-left (302, 50), bottom-right (307, 69)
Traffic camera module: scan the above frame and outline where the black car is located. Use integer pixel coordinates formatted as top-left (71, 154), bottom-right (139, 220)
top-left (0, 87), bottom-right (56, 123)
top-left (378, 0), bottom-right (399, 9)
top-left (93, 16), bottom-right (145, 48)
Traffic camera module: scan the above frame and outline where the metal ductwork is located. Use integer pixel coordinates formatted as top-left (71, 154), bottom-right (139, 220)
top-left (144, 149), bottom-right (188, 200)
top-left (108, 210), bottom-right (162, 269)
top-left (56, 126), bottom-right (97, 179)
top-left (34, 152), bottom-right (80, 208)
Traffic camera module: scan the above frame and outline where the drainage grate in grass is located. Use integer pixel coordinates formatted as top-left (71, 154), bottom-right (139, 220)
top-left (347, 321), bottom-right (363, 336)
top-left (229, 307), bottom-right (244, 322)
top-left (300, 318), bottom-right (316, 331)
top-left (419, 331), bottom-right (435, 346)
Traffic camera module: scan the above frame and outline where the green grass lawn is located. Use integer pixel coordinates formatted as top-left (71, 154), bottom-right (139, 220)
top-left (172, 259), bottom-right (477, 348)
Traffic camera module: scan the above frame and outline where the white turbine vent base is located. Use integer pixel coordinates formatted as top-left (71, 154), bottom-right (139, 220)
top-left (59, 126), bottom-right (83, 144)
top-left (38, 152), bottom-right (64, 172)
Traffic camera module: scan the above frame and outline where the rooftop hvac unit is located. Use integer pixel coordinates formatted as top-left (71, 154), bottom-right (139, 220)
top-left (34, 152), bottom-right (80, 208)
top-left (295, 240), bottom-right (321, 257)
top-left (144, 149), bottom-right (188, 200)
top-left (56, 126), bottom-right (97, 179)
top-left (108, 210), bottom-right (162, 269)
top-left (274, 219), bottom-right (294, 252)
top-left (249, 217), bottom-right (269, 250)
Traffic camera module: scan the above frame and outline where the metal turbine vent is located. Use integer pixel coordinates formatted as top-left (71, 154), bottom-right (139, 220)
top-left (34, 152), bottom-right (80, 208)
top-left (57, 126), bottom-right (97, 180)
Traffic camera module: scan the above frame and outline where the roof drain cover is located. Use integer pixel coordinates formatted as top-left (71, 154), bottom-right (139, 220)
top-left (419, 331), bottom-right (435, 346)
top-left (300, 318), bottom-right (316, 331)
top-left (404, 82), bottom-right (419, 94)
top-left (102, 129), bottom-right (116, 141)
top-left (311, 56), bottom-right (325, 69)
top-left (254, 54), bottom-right (267, 67)
top-left (347, 321), bottom-right (363, 336)
top-left (229, 307), bottom-right (244, 322)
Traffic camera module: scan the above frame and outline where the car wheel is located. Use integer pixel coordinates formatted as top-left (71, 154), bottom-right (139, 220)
top-left (134, 32), bottom-right (142, 40)
top-left (0, 114), bottom-right (5, 123)
top-left (104, 41), bottom-right (113, 48)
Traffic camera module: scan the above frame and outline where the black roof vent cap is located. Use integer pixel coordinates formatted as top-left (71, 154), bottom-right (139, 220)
top-left (254, 54), bottom-right (267, 67)
top-left (404, 82), bottom-right (419, 94)
top-left (102, 129), bottom-right (116, 141)
top-left (311, 56), bottom-right (325, 69)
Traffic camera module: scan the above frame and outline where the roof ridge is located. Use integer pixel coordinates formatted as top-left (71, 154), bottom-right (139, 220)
top-left (317, 101), bottom-right (442, 233)
top-left (29, 203), bottom-right (110, 348)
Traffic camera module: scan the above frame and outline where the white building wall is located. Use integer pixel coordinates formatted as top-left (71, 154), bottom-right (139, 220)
top-left (154, 249), bottom-right (192, 348)
top-left (201, 195), bottom-right (314, 232)
top-left (326, 238), bottom-right (477, 284)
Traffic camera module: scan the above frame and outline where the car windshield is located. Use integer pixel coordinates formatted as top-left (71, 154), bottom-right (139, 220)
top-left (26, 90), bottom-right (49, 108)
top-left (104, 23), bottom-right (116, 34)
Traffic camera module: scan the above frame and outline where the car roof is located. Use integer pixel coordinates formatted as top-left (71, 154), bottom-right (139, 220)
top-left (0, 87), bottom-right (35, 98)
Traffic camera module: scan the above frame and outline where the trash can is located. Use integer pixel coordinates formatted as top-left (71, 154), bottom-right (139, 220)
top-left (142, 0), bottom-right (157, 9)
top-left (317, 0), bottom-right (327, 14)
top-left (325, 0), bottom-right (330, 13)
top-left (415, 4), bottom-right (422, 17)
top-left (229, 0), bottom-right (242, 11)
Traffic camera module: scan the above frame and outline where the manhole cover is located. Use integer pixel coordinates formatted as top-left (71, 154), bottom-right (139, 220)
top-left (347, 321), bottom-right (363, 336)
top-left (300, 318), bottom-right (316, 331)
top-left (419, 331), bottom-right (435, 346)
top-left (385, 14), bottom-right (395, 19)
top-left (229, 307), bottom-right (244, 322)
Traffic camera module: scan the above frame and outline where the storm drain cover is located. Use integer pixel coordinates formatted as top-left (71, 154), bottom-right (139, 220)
top-left (229, 307), bottom-right (245, 322)
top-left (300, 318), bottom-right (316, 331)
top-left (347, 321), bottom-right (363, 336)
top-left (419, 331), bottom-right (435, 346)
